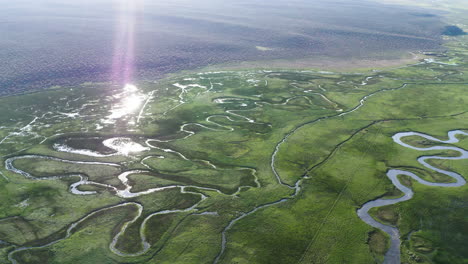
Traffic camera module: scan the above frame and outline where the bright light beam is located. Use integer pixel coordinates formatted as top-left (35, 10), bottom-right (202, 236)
top-left (112, 0), bottom-right (141, 85)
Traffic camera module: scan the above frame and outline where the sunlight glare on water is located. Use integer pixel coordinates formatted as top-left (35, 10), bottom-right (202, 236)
top-left (120, 84), bottom-right (144, 114)
top-left (103, 137), bottom-right (149, 156)
top-left (103, 84), bottom-right (146, 124)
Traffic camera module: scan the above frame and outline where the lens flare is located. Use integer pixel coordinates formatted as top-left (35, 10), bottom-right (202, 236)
top-left (103, 84), bottom-right (146, 123)
top-left (112, 0), bottom-right (142, 85)
top-left (103, 1), bottom-right (147, 126)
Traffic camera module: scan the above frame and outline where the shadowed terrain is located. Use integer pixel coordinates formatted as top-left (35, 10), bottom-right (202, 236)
top-left (0, 0), bottom-right (447, 95)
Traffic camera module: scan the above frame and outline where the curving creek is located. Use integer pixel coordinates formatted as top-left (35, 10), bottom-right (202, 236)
top-left (4, 136), bottom-right (258, 263)
top-left (215, 81), bottom-right (467, 264)
top-left (3, 93), bottom-right (269, 262)
top-left (358, 130), bottom-right (468, 264)
top-left (1, 77), bottom-right (343, 263)
top-left (3, 85), bottom-right (288, 263)
top-left (3, 79), bottom-right (406, 263)
top-left (3, 75), bottom-right (466, 263)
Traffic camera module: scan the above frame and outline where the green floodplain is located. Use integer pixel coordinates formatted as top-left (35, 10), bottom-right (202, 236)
top-left (1, 6), bottom-right (468, 264)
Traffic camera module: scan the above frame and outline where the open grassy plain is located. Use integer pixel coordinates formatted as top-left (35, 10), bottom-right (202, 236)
top-left (0, 5), bottom-right (468, 264)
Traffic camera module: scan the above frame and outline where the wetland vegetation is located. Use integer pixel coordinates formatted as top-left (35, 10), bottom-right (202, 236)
top-left (0, 1), bottom-right (468, 264)
top-left (1, 37), bottom-right (467, 262)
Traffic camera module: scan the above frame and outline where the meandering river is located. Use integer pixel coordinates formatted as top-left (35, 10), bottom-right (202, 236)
top-left (357, 130), bottom-right (468, 264)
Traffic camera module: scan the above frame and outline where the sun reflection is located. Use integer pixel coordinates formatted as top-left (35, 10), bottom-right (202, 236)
top-left (102, 84), bottom-right (146, 124)
top-left (105, 0), bottom-right (145, 127)
top-left (103, 137), bottom-right (149, 156)
top-left (124, 83), bottom-right (138, 92)
top-left (121, 84), bottom-right (144, 113)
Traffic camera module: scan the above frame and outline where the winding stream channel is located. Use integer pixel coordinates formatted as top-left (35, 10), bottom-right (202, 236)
top-left (358, 130), bottom-right (468, 264)
top-left (3, 80), bottom-right (289, 262)
top-left (214, 80), bottom-right (467, 263)
top-left (1, 74), bottom-right (343, 263)
top-left (2, 71), bottom-right (465, 263)
top-left (214, 82), bottom-right (411, 263)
